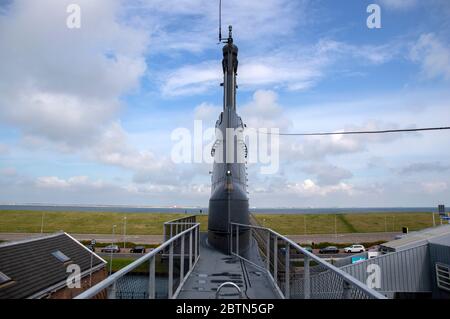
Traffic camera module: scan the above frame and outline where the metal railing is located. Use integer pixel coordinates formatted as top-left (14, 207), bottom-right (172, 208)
top-left (230, 223), bottom-right (386, 299)
top-left (75, 222), bottom-right (200, 299)
top-left (164, 215), bottom-right (197, 242)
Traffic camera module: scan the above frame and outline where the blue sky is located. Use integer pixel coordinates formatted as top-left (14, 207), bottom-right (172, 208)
top-left (0, 0), bottom-right (449, 207)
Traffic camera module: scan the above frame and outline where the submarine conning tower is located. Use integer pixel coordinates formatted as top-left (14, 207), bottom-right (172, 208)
top-left (208, 26), bottom-right (250, 255)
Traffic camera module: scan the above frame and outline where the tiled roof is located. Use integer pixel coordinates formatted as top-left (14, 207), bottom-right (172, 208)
top-left (0, 233), bottom-right (106, 299)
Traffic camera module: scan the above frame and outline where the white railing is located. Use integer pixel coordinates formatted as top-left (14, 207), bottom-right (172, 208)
top-left (163, 215), bottom-right (197, 241)
top-left (75, 222), bottom-right (200, 299)
top-left (230, 223), bottom-right (386, 299)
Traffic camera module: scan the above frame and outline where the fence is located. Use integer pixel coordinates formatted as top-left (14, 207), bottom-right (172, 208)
top-left (230, 222), bottom-right (386, 299)
top-left (163, 215), bottom-right (198, 242)
top-left (75, 222), bottom-right (200, 299)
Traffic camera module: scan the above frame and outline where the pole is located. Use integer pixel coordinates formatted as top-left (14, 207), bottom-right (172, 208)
top-left (40, 212), bottom-right (45, 234)
top-left (432, 211), bottom-right (436, 227)
top-left (385, 216), bottom-right (387, 233)
top-left (123, 217), bottom-right (127, 249)
top-left (304, 215), bottom-right (306, 235)
top-left (89, 252), bottom-right (93, 287)
top-left (109, 225), bottom-right (116, 276)
top-left (334, 214), bottom-right (337, 239)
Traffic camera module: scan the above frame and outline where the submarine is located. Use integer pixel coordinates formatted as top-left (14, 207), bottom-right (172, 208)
top-left (207, 26), bottom-right (250, 254)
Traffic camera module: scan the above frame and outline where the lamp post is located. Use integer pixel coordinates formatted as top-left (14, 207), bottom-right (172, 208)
top-left (385, 215), bottom-right (387, 233)
top-left (304, 215), bottom-right (307, 235)
top-left (334, 214), bottom-right (337, 239)
top-left (40, 212), bottom-right (45, 234)
top-left (109, 225), bottom-right (117, 276)
top-left (123, 217), bottom-right (127, 249)
top-left (89, 239), bottom-right (96, 287)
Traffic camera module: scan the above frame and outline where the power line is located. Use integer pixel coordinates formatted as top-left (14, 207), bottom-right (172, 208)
top-left (261, 126), bottom-right (450, 136)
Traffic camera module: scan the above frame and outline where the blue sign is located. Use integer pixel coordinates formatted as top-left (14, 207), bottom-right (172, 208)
top-left (351, 256), bottom-right (367, 264)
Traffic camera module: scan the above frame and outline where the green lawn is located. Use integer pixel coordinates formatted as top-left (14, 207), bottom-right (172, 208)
top-left (0, 210), bottom-right (208, 234)
top-left (253, 212), bottom-right (438, 235)
top-left (0, 210), bottom-right (440, 235)
top-left (107, 257), bottom-right (167, 274)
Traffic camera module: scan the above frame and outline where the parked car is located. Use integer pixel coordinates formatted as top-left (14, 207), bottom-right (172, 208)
top-left (303, 246), bottom-right (313, 253)
top-left (101, 245), bottom-right (121, 253)
top-left (319, 246), bottom-right (339, 254)
top-left (344, 244), bottom-right (366, 253)
top-left (130, 246), bottom-right (146, 254)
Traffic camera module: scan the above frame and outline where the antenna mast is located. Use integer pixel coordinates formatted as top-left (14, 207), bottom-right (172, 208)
top-left (218, 0), bottom-right (222, 43)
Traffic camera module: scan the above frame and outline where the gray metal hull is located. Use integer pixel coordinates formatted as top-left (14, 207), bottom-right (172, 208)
top-left (207, 31), bottom-right (250, 254)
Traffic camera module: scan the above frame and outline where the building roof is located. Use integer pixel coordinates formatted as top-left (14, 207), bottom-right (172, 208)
top-left (0, 232), bottom-right (106, 299)
top-left (380, 224), bottom-right (450, 252)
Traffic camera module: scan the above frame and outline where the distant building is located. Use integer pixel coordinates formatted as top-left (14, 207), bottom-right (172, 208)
top-left (340, 225), bottom-right (450, 299)
top-left (380, 224), bottom-right (450, 253)
top-left (0, 232), bottom-right (107, 299)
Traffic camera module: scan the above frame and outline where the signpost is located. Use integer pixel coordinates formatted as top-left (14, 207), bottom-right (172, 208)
top-left (438, 205), bottom-right (448, 225)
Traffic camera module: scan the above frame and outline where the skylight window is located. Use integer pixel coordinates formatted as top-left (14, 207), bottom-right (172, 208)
top-left (52, 250), bottom-right (71, 263)
top-left (0, 272), bottom-right (11, 285)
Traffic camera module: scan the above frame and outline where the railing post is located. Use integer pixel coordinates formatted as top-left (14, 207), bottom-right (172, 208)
top-left (170, 224), bottom-right (173, 239)
top-left (189, 229), bottom-right (193, 270)
top-left (194, 226), bottom-right (198, 259)
top-left (148, 255), bottom-right (155, 299)
top-left (180, 234), bottom-right (185, 283)
top-left (266, 231), bottom-right (270, 271)
top-left (285, 243), bottom-right (290, 298)
top-left (107, 282), bottom-right (117, 299)
top-left (197, 226), bottom-right (200, 257)
top-left (236, 225), bottom-right (239, 256)
top-left (163, 223), bottom-right (166, 242)
top-left (273, 236), bottom-right (278, 284)
top-left (168, 241), bottom-right (174, 298)
top-left (342, 280), bottom-right (351, 299)
top-left (304, 255), bottom-right (310, 299)
top-left (175, 223), bottom-right (178, 236)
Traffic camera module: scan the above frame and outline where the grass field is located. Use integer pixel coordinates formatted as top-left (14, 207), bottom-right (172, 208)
top-left (107, 257), bottom-right (167, 274)
top-left (0, 210), bottom-right (441, 235)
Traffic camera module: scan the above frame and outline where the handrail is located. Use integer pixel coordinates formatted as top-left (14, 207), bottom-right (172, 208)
top-left (164, 215), bottom-right (197, 225)
top-left (215, 282), bottom-right (244, 299)
top-left (230, 222), bottom-right (386, 299)
top-left (75, 223), bottom-right (200, 299)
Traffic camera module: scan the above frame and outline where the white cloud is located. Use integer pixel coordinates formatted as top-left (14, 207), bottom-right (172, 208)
top-left (160, 39), bottom-right (400, 96)
top-left (127, 0), bottom-right (309, 53)
top-left (0, 0), bottom-right (148, 149)
top-left (0, 143), bottom-right (9, 155)
top-left (410, 33), bottom-right (450, 80)
top-left (241, 90), bottom-right (292, 129)
top-left (286, 179), bottom-right (355, 197)
top-left (379, 0), bottom-right (419, 10)
top-left (421, 181), bottom-right (448, 194)
top-left (302, 163), bottom-right (353, 186)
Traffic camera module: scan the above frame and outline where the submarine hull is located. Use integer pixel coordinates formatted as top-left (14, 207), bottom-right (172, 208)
top-left (208, 183), bottom-right (250, 254)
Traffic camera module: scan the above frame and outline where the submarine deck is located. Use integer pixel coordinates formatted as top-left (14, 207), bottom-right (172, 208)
top-left (176, 233), bottom-right (280, 299)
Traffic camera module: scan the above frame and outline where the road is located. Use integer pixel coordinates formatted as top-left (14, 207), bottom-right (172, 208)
top-left (0, 231), bottom-right (399, 245)
top-left (287, 232), bottom-right (399, 244)
top-left (0, 233), bottom-right (164, 244)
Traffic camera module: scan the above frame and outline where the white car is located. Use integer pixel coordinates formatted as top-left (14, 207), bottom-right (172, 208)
top-left (344, 244), bottom-right (366, 253)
